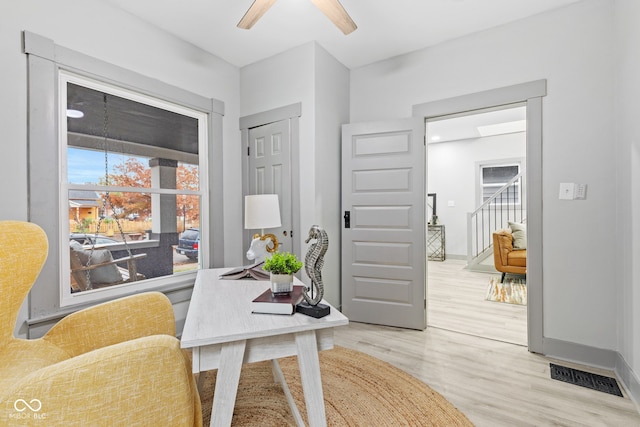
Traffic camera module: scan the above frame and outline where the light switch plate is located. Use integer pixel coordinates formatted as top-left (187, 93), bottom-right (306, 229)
top-left (575, 184), bottom-right (587, 200)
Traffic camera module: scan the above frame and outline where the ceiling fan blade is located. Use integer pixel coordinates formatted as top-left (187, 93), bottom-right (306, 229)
top-left (237, 0), bottom-right (278, 30)
top-left (310, 0), bottom-right (357, 35)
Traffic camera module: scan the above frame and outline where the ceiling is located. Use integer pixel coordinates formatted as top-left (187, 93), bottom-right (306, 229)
top-left (427, 105), bottom-right (526, 144)
top-left (70, 1), bottom-right (578, 151)
top-left (102, 0), bottom-right (583, 69)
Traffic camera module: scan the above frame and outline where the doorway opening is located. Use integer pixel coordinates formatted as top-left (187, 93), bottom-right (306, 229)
top-left (425, 104), bottom-right (527, 346)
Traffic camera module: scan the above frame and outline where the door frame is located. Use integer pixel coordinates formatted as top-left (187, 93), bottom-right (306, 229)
top-left (240, 103), bottom-right (302, 262)
top-left (412, 80), bottom-right (546, 353)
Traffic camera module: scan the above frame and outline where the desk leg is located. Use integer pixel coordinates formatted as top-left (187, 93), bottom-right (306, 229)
top-left (295, 330), bottom-right (327, 427)
top-left (271, 360), bottom-right (305, 427)
top-left (210, 340), bottom-right (246, 427)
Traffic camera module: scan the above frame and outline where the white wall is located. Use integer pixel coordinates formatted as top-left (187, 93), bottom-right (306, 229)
top-left (351, 0), bottom-right (617, 349)
top-left (240, 42), bottom-right (349, 307)
top-left (428, 133), bottom-right (526, 257)
top-left (615, 0), bottom-right (640, 390)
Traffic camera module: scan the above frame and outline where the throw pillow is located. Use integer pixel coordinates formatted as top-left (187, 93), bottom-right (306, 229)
top-left (508, 221), bottom-right (527, 250)
top-left (87, 249), bottom-right (124, 284)
top-left (69, 241), bottom-right (123, 285)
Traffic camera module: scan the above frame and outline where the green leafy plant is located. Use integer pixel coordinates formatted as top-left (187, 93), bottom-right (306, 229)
top-left (262, 251), bottom-right (303, 275)
top-left (75, 218), bottom-right (94, 233)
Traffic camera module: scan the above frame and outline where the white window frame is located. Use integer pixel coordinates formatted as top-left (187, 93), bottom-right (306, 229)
top-left (58, 71), bottom-right (210, 307)
top-left (476, 159), bottom-right (524, 207)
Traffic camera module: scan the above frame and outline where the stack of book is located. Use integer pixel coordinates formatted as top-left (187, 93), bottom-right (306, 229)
top-left (251, 285), bottom-right (305, 315)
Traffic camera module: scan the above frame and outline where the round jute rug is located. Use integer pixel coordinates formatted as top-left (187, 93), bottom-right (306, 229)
top-left (197, 345), bottom-right (473, 426)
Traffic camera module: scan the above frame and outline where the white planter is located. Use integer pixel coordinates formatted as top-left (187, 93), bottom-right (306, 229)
top-left (270, 273), bottom-right (293, 294)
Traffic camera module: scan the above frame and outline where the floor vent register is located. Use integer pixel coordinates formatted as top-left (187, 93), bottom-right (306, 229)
top-left (550, 363), bottom-right (623, 397)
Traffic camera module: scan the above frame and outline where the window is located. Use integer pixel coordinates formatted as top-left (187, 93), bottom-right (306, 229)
top-left (25, 32), bottom-right (224, 317)
top-left (479, 162), bottom-right (521, 205)
top-left (60, 72), bottom-right (208, 304)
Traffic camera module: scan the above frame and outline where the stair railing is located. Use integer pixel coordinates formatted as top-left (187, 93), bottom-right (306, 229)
top-left (466, 172), bottom-right (525, 266)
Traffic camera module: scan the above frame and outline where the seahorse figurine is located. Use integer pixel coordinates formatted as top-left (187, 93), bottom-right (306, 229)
top-left (303, 225), bottom-right (329, 306)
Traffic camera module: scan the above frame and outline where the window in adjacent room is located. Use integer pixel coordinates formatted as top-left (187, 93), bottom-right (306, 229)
top-left (479, 162), bottom-right (521, 205)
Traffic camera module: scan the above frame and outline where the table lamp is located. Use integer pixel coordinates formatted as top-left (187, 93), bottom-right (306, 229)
top-left (245, 194), bottom-right (281, 262)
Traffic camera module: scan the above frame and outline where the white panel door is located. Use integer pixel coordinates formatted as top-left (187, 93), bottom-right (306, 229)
top-left (246, 120), bottom-right (292, 255)
top-left (341, 118), bottom-right (426, 330)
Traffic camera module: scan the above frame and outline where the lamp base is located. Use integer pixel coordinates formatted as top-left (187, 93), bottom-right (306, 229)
top-left (296, 302), bottom-right (330, 318)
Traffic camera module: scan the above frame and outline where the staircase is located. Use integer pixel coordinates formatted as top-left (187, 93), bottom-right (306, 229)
top-left (466, 172), bottom-right (525, 271)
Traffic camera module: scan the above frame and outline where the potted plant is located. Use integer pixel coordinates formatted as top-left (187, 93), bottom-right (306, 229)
top-left (262, 251), bottom-right (303, 294)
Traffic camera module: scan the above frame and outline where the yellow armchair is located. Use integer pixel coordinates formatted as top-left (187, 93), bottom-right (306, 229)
top-left (0, 221), bottom-right (202, 426)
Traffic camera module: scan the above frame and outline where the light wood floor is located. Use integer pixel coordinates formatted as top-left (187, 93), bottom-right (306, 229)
top-left (333, 260), bottom-right (640, 426)
top-left (427, 259), bottom-right (527, 346)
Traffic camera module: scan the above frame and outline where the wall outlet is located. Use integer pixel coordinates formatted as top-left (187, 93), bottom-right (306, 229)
top-left (559, 183), bottom-right (575, 200)
top-left (447, 200), bottom-right (455, 207)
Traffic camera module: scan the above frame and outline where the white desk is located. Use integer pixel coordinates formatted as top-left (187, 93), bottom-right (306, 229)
top-left (181, 268), bottom-right (349, 427)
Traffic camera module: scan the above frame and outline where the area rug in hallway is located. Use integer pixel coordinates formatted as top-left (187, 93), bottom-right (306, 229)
top-left (485, 276), bottom-right (527, 305)
top-left (197, 345), bottom-right (472, 426)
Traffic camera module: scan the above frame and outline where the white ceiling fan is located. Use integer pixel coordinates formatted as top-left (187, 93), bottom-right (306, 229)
top-left (238, 0), bottom-right (357, 35)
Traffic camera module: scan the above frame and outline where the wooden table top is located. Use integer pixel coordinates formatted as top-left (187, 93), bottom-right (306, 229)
top-left (181, 268), bottom-right (348, 349)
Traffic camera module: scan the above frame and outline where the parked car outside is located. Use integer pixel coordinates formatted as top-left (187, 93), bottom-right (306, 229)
top-left (69, 233), bottom-right (119, 246)
top-left (176, 228), bottom-right (199, 260)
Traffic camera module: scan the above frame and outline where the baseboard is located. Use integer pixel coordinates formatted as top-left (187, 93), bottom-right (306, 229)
top-left (465, 264), bottom-right (497, 273)
top-left (543, 337), bottom-right (640, 410)
top-left (443, 254), bottom-right (466, 261)
top-left (616, 353), bottom-right (640, 412)
top-left (543, 337), bottom-right (618, 370)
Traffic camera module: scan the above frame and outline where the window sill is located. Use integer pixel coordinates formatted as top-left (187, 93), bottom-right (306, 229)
top-left (59, 269), bottom-right (197, 309)
top-left (32, 273), bottom-right (197, 328)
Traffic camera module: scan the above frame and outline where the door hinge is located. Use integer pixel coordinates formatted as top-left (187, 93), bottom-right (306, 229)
top-left (424, 299), bottom-right (427, 309)
top-left (247, 146), bottom-right (250, 156)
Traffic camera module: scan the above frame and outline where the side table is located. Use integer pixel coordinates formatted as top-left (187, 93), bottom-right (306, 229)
top-left (427, 224), bottom-right (445, 261)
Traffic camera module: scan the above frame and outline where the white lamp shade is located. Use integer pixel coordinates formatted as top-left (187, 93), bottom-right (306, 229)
top-left (244, 194), bottom-right (281, 229)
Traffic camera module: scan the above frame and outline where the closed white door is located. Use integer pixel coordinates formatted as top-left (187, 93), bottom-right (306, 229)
top-left (246, 120), bottom-right (292, 255)
top-left (341, 118), bottom-right (426, 329)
